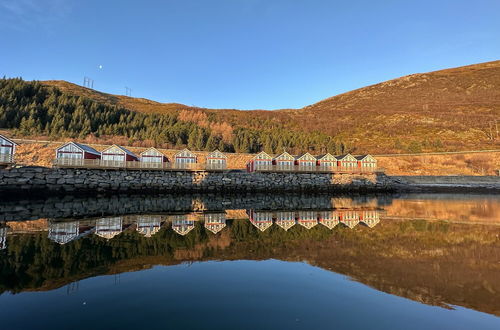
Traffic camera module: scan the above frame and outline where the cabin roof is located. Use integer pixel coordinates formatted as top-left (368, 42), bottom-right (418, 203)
top-left (0, 134), bottom-right (18, 146)
top-left (174, 148), bottom-right (196, 157)
top-left (294, 152), bottom-right (315, 160)
top-left (274, 151), bottom-right (294, 160)
top-left (102, 144), bottom-right (138, 158)
top-left (315, 153), bottom-right (336, 160)
top-left (252, 151), bottom-right (272, 160)
top-left (139, 147), bottom-right (165, 156)
top-left (355, 154), bottom-right (376, 161)
top-left (336, 153), bottom-right (356, 160)
top-left (58, 141), bottom-right (100, 156)
top-left (207, 149), bottom-right (227, 158)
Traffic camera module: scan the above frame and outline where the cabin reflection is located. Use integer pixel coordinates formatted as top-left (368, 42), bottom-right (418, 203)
top-left (340, 210), bottom-right (360, 229)
top-left (48, 220), bottom-right (93, 244)
top-left (359, 210), bottom-right (380, 228)
top-left (136, 216), bottom-right (163, 237)
top-left (95, 217), bottom-right (124, 240)
top-left (318, 211), bottom-right (340, 229)
top-left (247, 210), bottom-right (273, 232)
top-left (203, 212), bottom-right (227, 234)
top-left (297, 211), bottom-right (318, 229)
top-left (0, 225), bottom-right (7, 250)
top-left (171, 214), bottom-right (196, 236)
top-left (275, 211), bottom-right (296, 231)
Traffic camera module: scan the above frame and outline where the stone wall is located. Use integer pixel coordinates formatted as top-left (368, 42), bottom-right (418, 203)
top-left (0, 166), bottom-right (394, 195)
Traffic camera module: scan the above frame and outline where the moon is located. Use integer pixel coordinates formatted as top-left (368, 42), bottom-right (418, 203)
top-left (98, 65), bottom-right (103, 70)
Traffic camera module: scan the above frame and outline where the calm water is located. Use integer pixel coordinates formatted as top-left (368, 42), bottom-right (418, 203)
top-left (0, 193), bottom-right (499, 330)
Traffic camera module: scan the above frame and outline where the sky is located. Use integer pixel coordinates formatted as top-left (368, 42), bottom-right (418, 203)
top-left (1, 0), bottom-right (499, 110)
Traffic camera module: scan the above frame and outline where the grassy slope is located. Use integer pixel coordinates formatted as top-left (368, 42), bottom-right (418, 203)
top-left (42, 60), bottom-right (500, 153)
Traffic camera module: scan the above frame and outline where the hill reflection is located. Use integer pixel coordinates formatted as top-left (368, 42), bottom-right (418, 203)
top-left (0, 193), bottom-right (499, 318)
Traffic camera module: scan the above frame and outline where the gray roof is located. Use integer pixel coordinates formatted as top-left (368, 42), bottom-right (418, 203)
top-left (336, 154), bottom-right (355, 160)
top-left (72, 142), bottom-right (100, 155)
top-left (0, 134), bottom-right (18, 146)
top-left (103, 145), bottom-right (138, 158)
top-left (355, 154), bottom-right (372, 160)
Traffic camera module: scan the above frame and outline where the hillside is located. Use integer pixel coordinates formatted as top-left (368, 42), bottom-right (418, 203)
top-left (40, 60), bottom-right (500, 154)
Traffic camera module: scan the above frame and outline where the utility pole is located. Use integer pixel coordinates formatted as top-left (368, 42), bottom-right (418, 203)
top-left (125, 87), bottom-right (132, 96)
top-left (83, 76), bottom-right (94, 89)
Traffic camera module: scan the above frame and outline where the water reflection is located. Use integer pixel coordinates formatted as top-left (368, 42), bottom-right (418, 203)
top-left (0, 193), bottom-right (499, 324)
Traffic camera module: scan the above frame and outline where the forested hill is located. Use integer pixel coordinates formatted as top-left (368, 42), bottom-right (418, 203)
top-left (1, 60), bottom-right (500, 154)
top-left (0, 78), bottom-right (349, 154)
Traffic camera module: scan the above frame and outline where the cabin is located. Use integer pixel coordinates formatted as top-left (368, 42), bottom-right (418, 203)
top-left (339, 210), bottom-right (360, 229)
top-left (316, 153), bottom-right (337, 169)
top-left (0, 226), bottom-right (7, 250)
top-left (48, 220), bottom-right (80, 245)
top-left (205, 150), bottom-right (227, 169)
top-left (101, 145), bottom-right (139, 163)
top-left (360, 210), bottom-right (380, 228)
top-left (318, 211), bottom-right (340, 229)
top-left (0, 134), bottom-right (17, 164)
top-left (294, 153), bottom-right (316, 169)
top-left (171, 215), bottom-right (196, 236)
top-left (247, 210), bottom-right (273, 231)
top-left (355, 154), bottom-right (377, 170)
top-left (247, 151), bottom-right (273, 172)
top-left (95, 217), bottom-right (123, 240)
top-left (275, 211), bottom-right (296, 231)
top-left (204, 212), bottom-right (227, 234)
top-left (140, 147), bottom-right (168, 164)
top-left (273, 151), bottom-right (295, 170)
top-left (55, 142), bottom-right (100, 161)
top-left (136, 216), bottom-right (163, 237)
top-left (297, 211), bottom-right (318, 229)
top-left (174, 149), bottom-right (197, 167)
top-left (336, 154), bottom-right (358, 169)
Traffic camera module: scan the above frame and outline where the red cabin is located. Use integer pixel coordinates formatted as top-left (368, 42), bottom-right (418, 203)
top-left (101, 145), bottom-right (139, 162)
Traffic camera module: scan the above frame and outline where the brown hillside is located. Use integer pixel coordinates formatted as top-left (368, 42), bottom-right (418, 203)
top-left (42, 60), bottom-right (500, 153)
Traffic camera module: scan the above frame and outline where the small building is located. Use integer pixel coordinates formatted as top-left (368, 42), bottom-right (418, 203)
top-left (297, 211), bottom-right (318, 229)
top-left (318, 211), bottom-right (340, 229)
top-left (275, 211), bottom-right (296, 231)
top-left (48, 220), bottom-right (82, 244)
top-left (140, 147), bottom-right (168, 163)
top-left (273, 151), bottom-right (295, 170)
top-left (355, 155), bottom-right (377, 170)
top-left (0, 134), bottom-right (17, 164)
top-left (101, 145), bottom-right (139, 162)
top-left (171, 215), bottom-right (196, 236)
top-left (336, 154), bottom-right (358, 169)
top-left (174, 149), bottom-right (197, 166)
top-left (95, 217), bottom-right (123, 240)
top-left (55, 141), bottom-right (100, 160)
top-left (294, 153), bottom-right (316, 168)
top-left (204, 212), bottom-right (227, 234)
top-left (359, 210), bottom-right (380, 228)
top-left (247, 210), bottom-right (273, 232)
top-left (339, 210), bottom-right (360, 229)
top-left (247, 151), bottom-right (273, 172)
top-left (205, 150), bottom-right (227, 169)
top-left (316, 153), bottom-right (337, 169)
top-left (136, 216), bottom-right (163, 237)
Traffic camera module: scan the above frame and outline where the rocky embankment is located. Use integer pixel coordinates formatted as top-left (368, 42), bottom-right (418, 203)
top-left (0, 167), bottom-right (498, 196)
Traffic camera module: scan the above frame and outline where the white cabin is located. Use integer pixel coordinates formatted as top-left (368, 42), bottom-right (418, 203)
top-left (295, 153), bottom-right (316, 168)
top-left (136, 216), bottom-right (163, 237)
top-left (316, 153), bottom-right (337, 169)
top-left (297, 211), bottom-right (318, 229)
top-left (0, 134), bottom-right (17, 164)
top-left (172, 217), bottom-right (195, 236)
top-left (140, 147), bottom-right (168, 163)
top-left (248, 210), bottom-right (273, 231)
top-left (55, 142), bottom-right (100, 160)
top-left (101, 145), bottom-right (139, 162)
top-left (336, 154), bottom-right (358, 168)
top-left (273, 152), bottom-right (295, 170)
top-left (247, 151), bottom-right (273, 172)
top-left (206, 150), bottom-right (227, 169)
top-left (318, 211), bottom-right (340, 229)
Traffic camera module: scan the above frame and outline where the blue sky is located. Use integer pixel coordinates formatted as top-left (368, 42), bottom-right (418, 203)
top-left (1, 0), bottom-right (499, 109)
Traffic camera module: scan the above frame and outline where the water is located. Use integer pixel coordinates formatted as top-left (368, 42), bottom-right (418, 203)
top-left (0, 193), bottom-right (499, 329)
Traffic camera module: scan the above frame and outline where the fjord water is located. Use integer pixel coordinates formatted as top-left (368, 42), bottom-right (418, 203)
top-left (0, 193), bottom-right (499, 330)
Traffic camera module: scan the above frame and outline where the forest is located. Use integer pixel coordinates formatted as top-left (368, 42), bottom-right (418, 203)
top-left (0, 78), bottom-right (352, 154)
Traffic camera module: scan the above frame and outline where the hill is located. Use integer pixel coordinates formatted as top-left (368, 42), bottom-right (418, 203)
top-left (1, 60), bottom-right (499, 154)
